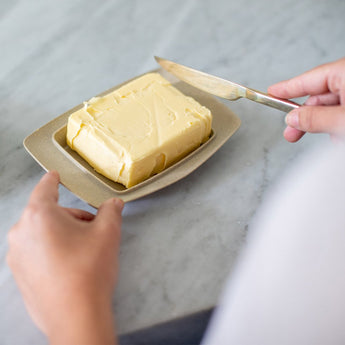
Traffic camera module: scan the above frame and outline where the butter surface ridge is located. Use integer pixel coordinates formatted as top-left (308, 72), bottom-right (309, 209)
top-left (66, 73), bottom-right (212, 188)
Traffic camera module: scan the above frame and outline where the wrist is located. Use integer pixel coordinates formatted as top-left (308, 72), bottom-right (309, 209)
top-left (47, 291), bottom-right (117, 345)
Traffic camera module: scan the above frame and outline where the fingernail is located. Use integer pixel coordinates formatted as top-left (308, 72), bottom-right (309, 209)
top-left (112, 198), bottom-right (124, 211)
top-left (42, 170), bottom-right (58, 180)
top-left (48, 170), bottom-right (59, 177)
top-left (285, 110), bottom-right (299, 128)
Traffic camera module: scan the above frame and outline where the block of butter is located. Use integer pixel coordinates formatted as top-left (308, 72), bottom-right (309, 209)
top-left (66, 73), bottom-right (212, 188)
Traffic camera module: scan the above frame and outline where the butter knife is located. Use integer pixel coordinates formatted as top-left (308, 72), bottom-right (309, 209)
top-left (155, 56), bottom-right (300, 113)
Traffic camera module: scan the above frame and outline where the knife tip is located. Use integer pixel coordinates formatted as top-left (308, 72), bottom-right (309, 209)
top-left (154, 56), bottom-right (162, 63)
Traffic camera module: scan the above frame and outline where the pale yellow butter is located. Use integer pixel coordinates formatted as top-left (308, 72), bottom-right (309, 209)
top-left (66, 73), bottom-right (212, 188)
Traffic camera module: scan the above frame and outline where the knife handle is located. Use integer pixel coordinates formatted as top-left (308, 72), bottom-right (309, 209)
top-left (245, 88), bottom-right (300, 113)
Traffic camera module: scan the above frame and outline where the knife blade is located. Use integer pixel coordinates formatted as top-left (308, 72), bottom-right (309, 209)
top-left (155, 56), bottom-right (300, 113)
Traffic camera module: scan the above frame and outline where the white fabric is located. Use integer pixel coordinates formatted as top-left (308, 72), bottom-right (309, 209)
top-left (202, 144), bottom-right (345, 345)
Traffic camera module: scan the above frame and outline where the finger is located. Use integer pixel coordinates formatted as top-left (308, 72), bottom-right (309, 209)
top-left (285, 105), bottom-right (345, 135)
top-left (29, 171), bottom-right (60, 205)
top-left (63, 208), bottom-right (95, 221)
top-left (305, 93), bottom-right (340, 106)
top-left (95, 198), bottom-right (124, 231)
top-left (268, 58), bottom-right (345, 99)
top-left (283, 126), bottom-right (305, 143)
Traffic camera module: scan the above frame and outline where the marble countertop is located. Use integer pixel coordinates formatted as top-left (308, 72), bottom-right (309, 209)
top-left (1, 0), bottom-right (344, 343)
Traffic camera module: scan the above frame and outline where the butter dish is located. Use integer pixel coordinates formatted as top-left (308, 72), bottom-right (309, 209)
top-left (23, 69), bottom-right (241, 207)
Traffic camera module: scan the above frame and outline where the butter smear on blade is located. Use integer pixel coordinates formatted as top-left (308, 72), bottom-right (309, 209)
top-left (66, 73), bottom-right (212, 188)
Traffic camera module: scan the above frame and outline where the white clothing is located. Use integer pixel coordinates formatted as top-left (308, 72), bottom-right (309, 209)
top-left (202, 145), bottom-right (345, 345)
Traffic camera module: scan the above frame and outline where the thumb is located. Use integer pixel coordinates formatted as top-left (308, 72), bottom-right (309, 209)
top-left (283, 126), bottom-right (305, 143)
top-left (285, 105), bottom-right (345, 135)
top-left (95, 198), bottom-right (124, 232)
top-left (29, 170), bottom-right (60, 205)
